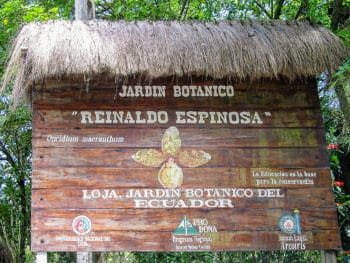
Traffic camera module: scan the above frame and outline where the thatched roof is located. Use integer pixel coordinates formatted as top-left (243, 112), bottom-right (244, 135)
top-left (2, 19), bottom-right (349, 104)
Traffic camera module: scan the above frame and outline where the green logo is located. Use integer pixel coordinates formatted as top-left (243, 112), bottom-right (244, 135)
top-left (173, 216), bottom-right (199, 235)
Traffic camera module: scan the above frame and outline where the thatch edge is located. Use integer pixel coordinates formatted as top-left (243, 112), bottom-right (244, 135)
top-left (1, 19), bottom-right (349, 107)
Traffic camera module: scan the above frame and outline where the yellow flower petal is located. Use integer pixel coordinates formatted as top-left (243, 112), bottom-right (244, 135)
top-left (158, 159), bottom-right (183, 188)
top-left (161, 126), bottom-right (181, 156)
top-left (178, 149), bottom-right (211, 167)
top-left (131, 149), bottom-right (166, 167)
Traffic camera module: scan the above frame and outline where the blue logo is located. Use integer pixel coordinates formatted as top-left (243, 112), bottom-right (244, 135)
top-left (279, 209), bottom-right (301, 234)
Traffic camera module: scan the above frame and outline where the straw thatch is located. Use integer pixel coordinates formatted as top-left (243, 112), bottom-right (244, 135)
top-left (2, 19), bottom-right (349, 105)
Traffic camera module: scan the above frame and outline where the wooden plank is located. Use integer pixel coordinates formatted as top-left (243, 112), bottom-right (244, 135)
top-left (31, 79), bottom-right (341, 252)
top-left (32, 147), bottom-right (329, 169)
top-left (34, 78), bottom-right (316, 93)
top-left (33, 76), bottom-right (318, 97)
top-left (36, 252), bottom-right (47, 263)
top-left (321, 251), bottom-right (337, 263)
top-left (32, 127), bottom-right (324, 148)
top-left (32, 109), bottom-right (323, 129)
top-left (31, 187), bottom-right (335, 209)
top-left (31, 230), bottom-right (341, 252)
top-left (76, 252), bottom-right (89, 263)
top-left (31, 208), bottom-right (338, 232)
top-left (33, 86), bottom-right (319, 110)
top-left (31, 167), bottom-right (331, 188)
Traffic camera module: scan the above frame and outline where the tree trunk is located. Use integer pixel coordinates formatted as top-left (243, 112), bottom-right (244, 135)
top-left (19, 172), bottom-right (28, 263)
top-left (335, 79), bottom-right (350, 134)
top-left (75, 0), bottom-right (95, 20)
top-left (273, 0), bottom-right (286, 19)
top-left (340, 153), bottom-right (350, 195)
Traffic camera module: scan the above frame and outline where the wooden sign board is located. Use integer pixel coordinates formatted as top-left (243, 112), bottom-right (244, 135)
top-left (31, 78), bottom-right (341, 252)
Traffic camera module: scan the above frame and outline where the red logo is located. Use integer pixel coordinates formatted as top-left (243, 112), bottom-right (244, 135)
top-left (72, 215), bottom-right (91, 235)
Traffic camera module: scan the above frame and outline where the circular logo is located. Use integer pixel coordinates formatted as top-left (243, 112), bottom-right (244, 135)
top-left (72, 215), bottom-right (91, 235)
top-left (279, 214), bottom-right (297, 234)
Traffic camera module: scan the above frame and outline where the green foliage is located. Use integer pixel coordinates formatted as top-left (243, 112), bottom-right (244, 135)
top-left (320, 72), bottom-right (350, 252)
top-left (0, 97), bottom-right (32, 262)
top-left (222, 0), bottom-right (331, 22)
top-left (95, 0), bottom-right (178, 20)
top-left (0, 0), bottom-right (71, 76)
top-left (334, 186), bottom-right (350, 225)
top-left (94, 0), bottom-right (231, 21)
top-left (23, 5), bottom-right (59, 22)
top-left (0, 1), bottom-right (65, 261)
top-left (0, 0), bottom-right (23, 75)
top-left (329, 58), bottom-right (350, 155)
top-left (29, 0), bottom-right (74, 18)
top-left (337, 26), bottom-right (350, 47)
top-left (0, 0), bottom-right (349, 262)
top-left (110, 250), bottom-right (321, 262)
top-left (47, 252), bottom-right (76, 263)
top-left (333, 58), bottom-right (350, 78)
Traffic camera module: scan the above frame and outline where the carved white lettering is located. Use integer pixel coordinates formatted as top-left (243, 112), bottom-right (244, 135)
top-left (119, 86), bottom-right (166, 97)
top-left (173, 85), bottom-right (234, 97)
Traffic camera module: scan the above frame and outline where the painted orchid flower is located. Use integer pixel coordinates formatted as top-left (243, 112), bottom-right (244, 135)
top-left (132, 126), bottom-right (211, 188)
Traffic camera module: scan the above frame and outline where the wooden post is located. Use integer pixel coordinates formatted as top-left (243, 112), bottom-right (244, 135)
top-left (321, 250), bottom-right (337, 263)
top-left (75, 2), bottom-right (95, 260)
top-left (75, 0), bottom-right (95, 20)
top-left (36, 252), bottom-right (47, 263)
top-left (75, 1), bottom-right (92, 260)
top-left (77, 252), bottom-right (90, 263)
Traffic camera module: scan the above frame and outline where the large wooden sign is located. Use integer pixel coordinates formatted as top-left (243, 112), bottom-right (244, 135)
top-left (31, 78), bottom-right (341, 251)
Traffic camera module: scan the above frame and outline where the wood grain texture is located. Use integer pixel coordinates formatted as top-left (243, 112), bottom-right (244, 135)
top-left (31, 79), bottom-right (340, 252)
top-left (31, 230), bottom-right (341, 252)
top-left (32, 167), bottom-right (331, 188)
top-left (33, 85), bottom-right (319, 110)
top-left (31, 187), bottom-right (335, 209)
top-left (32, 147), bottom-right (329, 169)
top-left (31, 208), bottom-right (338, 232)
top-left (33, 127), bottom-right (324, 148)
top-left (32, 109), bottom-right (323, 129)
